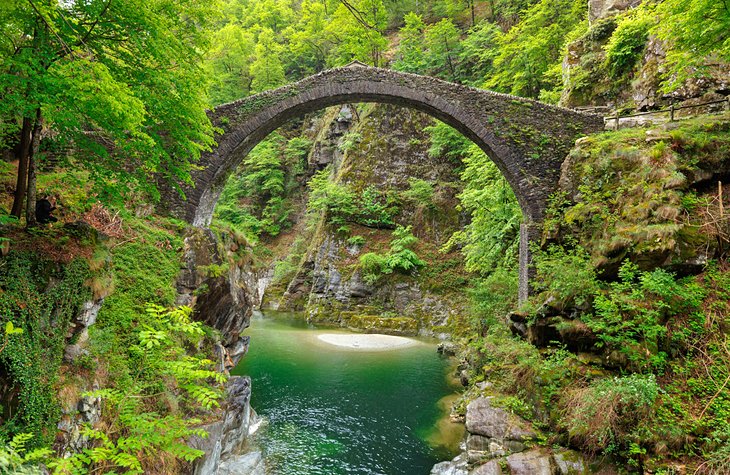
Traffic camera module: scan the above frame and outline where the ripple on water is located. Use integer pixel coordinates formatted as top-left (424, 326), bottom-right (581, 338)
top-left (233, 313), bottom-right (462, 475)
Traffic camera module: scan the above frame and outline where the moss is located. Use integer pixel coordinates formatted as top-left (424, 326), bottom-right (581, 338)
top-left (552, 114), bottom-right (730, 274)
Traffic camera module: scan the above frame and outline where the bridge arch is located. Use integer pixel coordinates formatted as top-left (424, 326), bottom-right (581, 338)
top-left (164, 65), bottom-right (603, 299)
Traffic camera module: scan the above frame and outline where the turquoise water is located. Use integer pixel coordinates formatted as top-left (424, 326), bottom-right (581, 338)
top-left (231, 311), bottom-right (462, 475)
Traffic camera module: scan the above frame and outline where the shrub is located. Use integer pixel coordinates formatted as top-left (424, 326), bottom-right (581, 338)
top-left (358, 185), bottom-right (396, 228)
top-left (338, 132), bottom-right (362, 152)
top-left (401, 178), bottom-right (435, 209)
top-left (386, 225), bottom-right (425, 273)
top-left (0, 433), bottom-right (51, 474)
top-left (584, 261), bottom-right (704, 372)
top-left (425, 121), bottom-right (472, 161)
top-left (359, 252), bottom-right (389, 284)
top-left (358, 225), bottom-right (424, 284)
top-left (0, 253), bottom-right (91, 447)
top-left (50, 305), bottom-right (227, 474)
top-left (534, 244), bottom-right (599, 309)
top-left (561, 374), bottom-right (659, 459)
top-left (346, 235), bottom-right (366, 247)
top-left (604, 15), bottom-right (652, 77)
top-left (307, 167), bottom-right (357, 225)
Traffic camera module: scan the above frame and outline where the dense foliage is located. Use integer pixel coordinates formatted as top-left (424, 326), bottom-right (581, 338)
top-left (1, 0), bottom-right (729, 472)
top-left (0, 253), bottom-right (91, 446)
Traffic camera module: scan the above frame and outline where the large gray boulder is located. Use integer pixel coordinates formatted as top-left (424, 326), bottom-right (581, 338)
top-left (218, 451), bottom-right (265, 475)
top-left (505, 449), bottom-right (556, 475)
top-left (465, 397), bottom-right (537, 442)
top-left (430, 453), bottom-right (469, 475)
top-left (470, 460), bottom-right (503, 475)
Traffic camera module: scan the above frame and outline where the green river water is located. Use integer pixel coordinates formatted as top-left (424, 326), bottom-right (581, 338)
top-left (231, 311), bottom-right (464, 475)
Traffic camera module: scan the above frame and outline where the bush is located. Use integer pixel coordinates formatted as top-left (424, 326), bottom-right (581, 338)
top-left (561, 374), bottom-right (659, 460)
top-left (425, 121), bottom-right (472, 161)
top-left (604, 15), bottom-right (652, 77)
top-left (307, 167), bottom-right (357, 225)
top-left (534, 244), bottom-right (599, 309)
top-left (584, 261), bottom-right (704, 372)
top-left (0, 254), bottom-right (91, 447)
top-left (346, 235), bottom-right (366, 247)
top-left (50, 305), bottom-right (227, 474)
top-left (359, 252), bottom-right (389, 284)
top-left (358, 225), bottom-right (425, 284)
top-left (401, 178), bottom-right (435, 209)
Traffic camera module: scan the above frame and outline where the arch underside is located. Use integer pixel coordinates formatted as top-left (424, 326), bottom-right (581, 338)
top-left (195, 91), bottom-right (529, 227)
top-left (182, 68), bottom-right (602, 228)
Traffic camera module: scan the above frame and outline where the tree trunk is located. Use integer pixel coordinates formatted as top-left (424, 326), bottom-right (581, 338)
top-left (10, 117), bottom-right (33, 218)
top-left (25, 109), bottom-right (43, 228)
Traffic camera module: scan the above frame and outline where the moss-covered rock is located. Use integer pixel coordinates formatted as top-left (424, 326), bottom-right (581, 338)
top-left (550, 114), bottom-right (730, 276)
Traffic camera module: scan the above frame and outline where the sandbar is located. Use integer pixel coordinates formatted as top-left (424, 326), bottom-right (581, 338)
top-left (316, 333), bottom-right (420, 351)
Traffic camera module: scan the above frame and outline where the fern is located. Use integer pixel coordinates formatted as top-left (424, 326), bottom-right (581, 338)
top-left (47, 305), bottom-right (228, 474)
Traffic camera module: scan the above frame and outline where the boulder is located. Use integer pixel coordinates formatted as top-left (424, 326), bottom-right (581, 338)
top-left (506, 449), bottom-right (556, 475)
top-left (470, 460), bottom-right (503, 475)
top-left (218, 451), bottom-right (265, 475)
top-left (430, 453), bottom-right (469, 475)
top-left (553, 449), bottom-right (588, 475)
top-left (465, 397), bottom-right (537, 442)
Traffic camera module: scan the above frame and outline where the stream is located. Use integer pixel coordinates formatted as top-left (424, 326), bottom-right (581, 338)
top-left (231, 311), bottom-right (464, 474)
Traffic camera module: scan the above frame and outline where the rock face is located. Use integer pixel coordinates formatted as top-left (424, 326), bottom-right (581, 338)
top-left (176, 227), bottom-right (255, 368)
top-left (273, 104), bottom-right (467, 336)
top-left (63, 298), bottom-right (104, 363)
top-left (562, 1), bottom-right (730, 110)
top-left (56, 394), bottom-right (103, 457)
top-left (57, 299), bottom-right (105, 455)
top-left (190, 377), bottom-right (257, 475)
top-left (505, 449), bottom-right (555, 475)
top-left (588, 0), bottom-right (641, 22)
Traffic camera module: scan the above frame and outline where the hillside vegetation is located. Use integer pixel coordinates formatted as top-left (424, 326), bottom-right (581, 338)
top-left (0, 0), bottom-right (729, 473)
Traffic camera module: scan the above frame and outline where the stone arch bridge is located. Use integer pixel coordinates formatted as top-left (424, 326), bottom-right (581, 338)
top-left (165, 64), bottom-right (604, 300)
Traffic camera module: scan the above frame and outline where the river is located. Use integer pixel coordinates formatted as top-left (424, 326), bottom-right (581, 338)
top-left (231, 311), bottom-right (464, 475)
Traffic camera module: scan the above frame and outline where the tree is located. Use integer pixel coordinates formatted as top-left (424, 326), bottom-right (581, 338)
top-left (652, 0), bottom-right (730, 91)
top-left (485, 0), bottom-right (585, 98)
top-left (249, 28), bottom-right (287, 93)
top-left (424, 18), bottom-right (463, 82)
top-left (325, 0), bottom-right (388, 66)
top-left (458, 21), bottom-right (501, 86)
top-left (207, 23), bottom-right (256, 105)
top-left (287, 0), bottom-right (336, 75)
top-left (393, 12), bottom-right (427, 74)
top-left (0, 0), bottom-right (218, 220)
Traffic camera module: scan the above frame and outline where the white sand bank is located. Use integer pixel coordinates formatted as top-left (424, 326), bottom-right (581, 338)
top-left (316, 333), bottom-right (420, 351)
